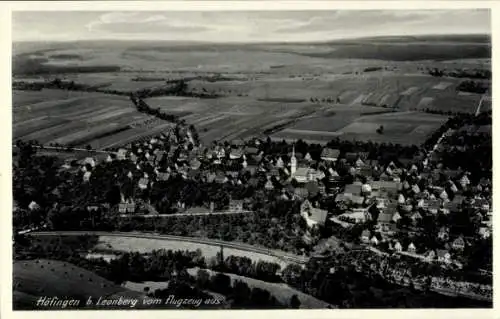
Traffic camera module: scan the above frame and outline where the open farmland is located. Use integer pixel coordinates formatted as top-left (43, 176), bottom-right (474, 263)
top-left (13, 89), bottom-right (175, 150)
top-left (272, 109), bottom-right (448, 146)
top-left (12, 36), bottom-right (491, 149)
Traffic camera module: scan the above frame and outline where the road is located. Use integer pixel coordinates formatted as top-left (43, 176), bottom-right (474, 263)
top-left (120, 209), bottom-right (254, 218)
top-left (475, 94), bottom-right (487, 116)
top-left (27, 231), bottom-right (309, 265)
top-left (13, 144), bottom-right (114, 155)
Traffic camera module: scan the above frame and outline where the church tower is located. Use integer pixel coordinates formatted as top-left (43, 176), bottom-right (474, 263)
top-left (291, 143), bottom-right (297, 176)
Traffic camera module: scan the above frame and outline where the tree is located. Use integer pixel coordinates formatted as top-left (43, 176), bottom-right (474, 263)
top-left (290, 294), bottom-right (301, 309)
top-left (196, 269), bottom-right (210, 289)
top-left (232, 280), bottom-right (251, 308)
top-left (210, 273), bottom-right (231, 295)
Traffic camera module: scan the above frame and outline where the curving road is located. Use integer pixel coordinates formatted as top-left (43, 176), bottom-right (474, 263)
top-left (27, 231), bottom-right (309, 265)
top-left (13, 144), bottom-right (114, 155)
top-left (120, 209), bottom-right (254, 218)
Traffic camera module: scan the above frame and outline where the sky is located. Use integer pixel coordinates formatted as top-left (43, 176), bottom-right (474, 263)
top-left (12, 10), bottom-right (491, 43)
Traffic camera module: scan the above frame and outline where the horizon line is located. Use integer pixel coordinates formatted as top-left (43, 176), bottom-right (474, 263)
top-left (12, 32), bottom-right (491, 45)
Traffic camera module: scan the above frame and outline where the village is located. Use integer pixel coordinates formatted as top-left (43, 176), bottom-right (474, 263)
top-left (12, 105), bottom-right (490, 302)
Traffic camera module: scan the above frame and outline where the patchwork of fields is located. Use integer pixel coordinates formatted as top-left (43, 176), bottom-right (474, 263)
top-left (13, 89), bottom-right (175, 149)
top-left (271, 108), bottom-right (448, 146)
top-left (12, 39), bottom-right (491, 150)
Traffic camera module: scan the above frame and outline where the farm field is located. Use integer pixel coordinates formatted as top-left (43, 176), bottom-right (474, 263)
top-left (187, 267), bottom-right (333, 309)
top-left (12, 90), bottom-right (175, 149)
top-left (12, 89), bottom-right (104, 108)
top-left (93, 235), bottom-right (292, 268)
top-left (272, 110), bottom-right (448, 146)
top-left (12, 37), bottom-right (491, 149)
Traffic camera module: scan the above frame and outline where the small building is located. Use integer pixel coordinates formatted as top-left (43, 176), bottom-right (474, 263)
top-left (157, 172), bottom-right (170, 181)
top-left (117, 148), bottom-right (128, 160)
top-left (83, 157), bottom-right (96, 168)
top-left (230, 148), bottom-right (244, 160)
top-left (138, 178), bottom-right (149, 190)
top-left (394, 241), bottom-right (403, 252)
top-left (377, 211), bottom-right (396, 232)
top-left (360, 230), bottom-right (371, 243)
top-left (425, 250), bottom-right (436, 263)
top-left (410, 211), bottom-right (423, 223)
top-left (436, 249), bottom-right (451, 264)
top-left (320, 148), bottom-right (340, 162)
top-left (371, 181), bottom-right (401, 197)
top-left (344, 183), bottom-right (363, 196)
top-left (229, 200), bottom-right (244, 212)
top-left (452, 236), bottom-right (466, 251)
top-left (338, 208), bottom-right (371, 224)
top-left (118, 201), bottom-right (136, 214)
top-left (300, 200), bottom-right (328, 228)
top-left (294, 187), bottom-right (310, 201)
top-left (83, 171), bottom-right (92, 183)
top-left (478, 227), bottom-right (491, 239)
top-left (264, 178), bottom-right (274, 190)
top-left (28, 201), bottom-right (40, 211)
top-left (407, 242), bottom-right (416, 253)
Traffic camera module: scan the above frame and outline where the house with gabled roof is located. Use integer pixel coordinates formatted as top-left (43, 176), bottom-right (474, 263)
top-left (394, 241), bottom-right (403, 252)
top-left (321, 148), bottom-right (340, 162)
top-left (80, 170), bottom-right (91, 182)
top-left (230, 148), bottom-right (244, 160)
top-left (157, 171), bottom-right (170, 181)
top-left (264, 177), bottom-right (274, 190)
top-left (300, 199), bottom-right (328, 229)
top-left (423, 199), bottom-right (441, 214)
top-left (478, 226), bottom-right (491, 239)
top-left (138, 177), bottom-right (149, 190)
top-left (452, 236), bottom-right (466, 251)
top-left (436, 249), bottom-right (451, 264)
top-left (338, 208), bottom-right (372, 224)
top-left (294, 187), bottom-right (309, 201)
top-left (360, 230), bottom-right (371, 243)
top-left (472, 198), bottom-right (490, 212)
top-left (344, 183), bottom-right (362, 196)
top-left (117, 148), bottom-right (128, 160)
top-left (377, 211), bottom-right (395, 231)
top-left (407, 242), bottom-right (416, 253)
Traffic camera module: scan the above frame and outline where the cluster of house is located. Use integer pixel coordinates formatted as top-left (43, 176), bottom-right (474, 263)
top-left (324, 146), bottom-right (492, 268)
top-left (57, 123), bottom-right (492, 264)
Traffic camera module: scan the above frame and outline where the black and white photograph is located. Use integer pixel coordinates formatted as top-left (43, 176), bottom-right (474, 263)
top-left (6, 2), bottom-right (494, 313)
